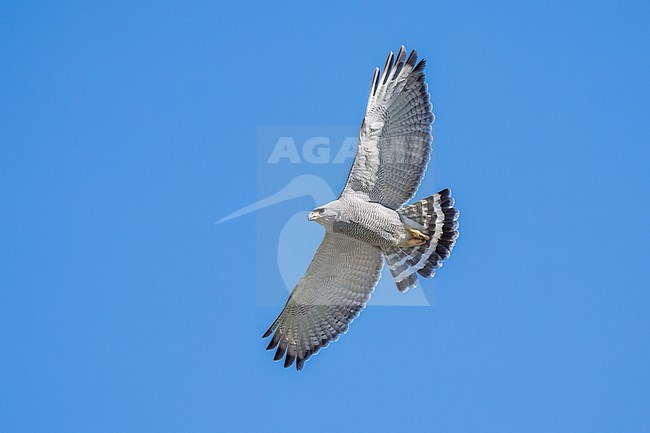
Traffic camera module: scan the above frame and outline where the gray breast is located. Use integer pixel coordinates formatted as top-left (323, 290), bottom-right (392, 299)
top-left (333, 200), bottom-right (403, 247)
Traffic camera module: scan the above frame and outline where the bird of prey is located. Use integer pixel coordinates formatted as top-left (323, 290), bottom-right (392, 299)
top-left (263, 46), bottom-right (460, 370)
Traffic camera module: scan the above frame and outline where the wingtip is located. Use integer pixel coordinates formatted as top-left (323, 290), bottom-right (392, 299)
top-left (262, 322), bottom-right (276, 339)
top-left (369, 67), bottom-right (380, 98)
top-left (406, 49), bottom-right (418, 67)
top-left (396, 45), bottom-right (407, 61)
top-left (380, 50), bottom-right (395, 84)
top-left (283, 352), bottom-right (296, 368)
top-left (273, 343), bottom-right (287, 361)
top-left (265, 337), bottom-right (276, 351)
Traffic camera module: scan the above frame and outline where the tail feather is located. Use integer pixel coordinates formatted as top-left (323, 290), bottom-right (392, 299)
top-left (384, 248), bottom-right (419, 292)
top-left (383, 188), bottom-right (459, 292)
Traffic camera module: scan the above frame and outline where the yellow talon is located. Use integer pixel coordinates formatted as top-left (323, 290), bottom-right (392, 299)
top-left (406, 227), bottom-right (429, 241)
top-left (404, 227), bottom-right (429, 246)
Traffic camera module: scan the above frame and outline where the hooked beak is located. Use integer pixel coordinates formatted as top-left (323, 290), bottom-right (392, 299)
top-left (308, 211), bottom-right (318, 221)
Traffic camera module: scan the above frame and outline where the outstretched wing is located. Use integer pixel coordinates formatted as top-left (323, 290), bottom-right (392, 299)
top-left (342, 46), bottom-right (434, 209)
top-left (263, 232), bottom-right (383, 370)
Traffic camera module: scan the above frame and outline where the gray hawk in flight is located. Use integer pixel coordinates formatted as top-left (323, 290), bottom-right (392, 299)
top-left (263, 46), bottom-right (460, 370)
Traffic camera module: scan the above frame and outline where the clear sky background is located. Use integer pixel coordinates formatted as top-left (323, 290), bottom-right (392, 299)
top-left (1, 1), bottom-right (649, 432)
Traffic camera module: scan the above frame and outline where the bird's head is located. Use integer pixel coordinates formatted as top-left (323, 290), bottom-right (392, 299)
top-left (308, 201), bottom-right (340, 228)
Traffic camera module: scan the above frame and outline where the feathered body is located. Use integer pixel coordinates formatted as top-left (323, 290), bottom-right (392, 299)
top-left (316, 197), bottom-right (409, 248)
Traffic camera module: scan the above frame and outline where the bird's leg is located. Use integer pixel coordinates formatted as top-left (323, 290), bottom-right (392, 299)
top-left (404, 227), bottom-right (430, 247)
top-left (407, 227), bottom-right (430, 241)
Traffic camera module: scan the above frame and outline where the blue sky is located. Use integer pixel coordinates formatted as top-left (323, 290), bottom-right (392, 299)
top-left (1, 1), bottom-right (649, 432)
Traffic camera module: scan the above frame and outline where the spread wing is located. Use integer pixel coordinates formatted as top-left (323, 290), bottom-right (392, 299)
top-left (341, 46), bottom-right (434, 209)
top-left (263, 232), bottom-right (383, 370)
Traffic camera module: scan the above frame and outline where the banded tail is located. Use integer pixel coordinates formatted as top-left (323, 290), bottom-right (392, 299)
top-left (383, 188), bottom-right (459, 292)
